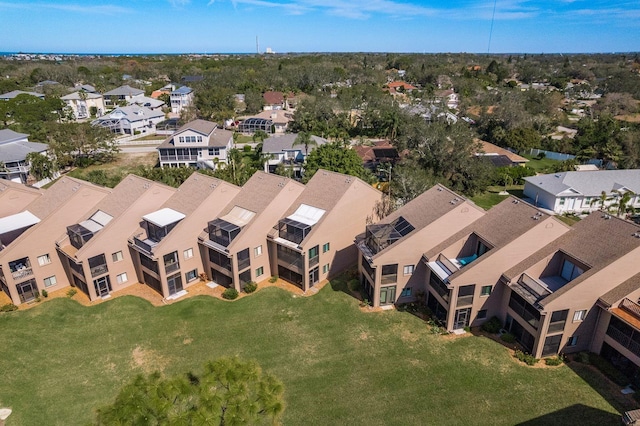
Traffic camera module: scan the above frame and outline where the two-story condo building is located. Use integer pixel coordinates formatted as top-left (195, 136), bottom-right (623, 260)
top-left (501, 213), bottom-right (640, 359)
top-left (423, 197), bottom-right (570, 331)
top-left (55, 175), bottom-right (176, 301)
top-left (0, 177), bottom-right (111, 305)
top-left (157, 119), bottom-right (233, 169)
top-left (128, 173), bottom-right (240, 299)
top-left (199, 172), bottom-right (305, 292)
top-left (267, 170), bottom-right (382, 292)
top-left (356, 185), bottom-right (485, 308)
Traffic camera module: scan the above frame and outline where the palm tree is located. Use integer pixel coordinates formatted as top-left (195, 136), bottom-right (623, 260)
top-left (294, 131), bottom-right (317, 158)
top-left (614, 190), bottom-right (635, 217)
top-left (591, 191), bottom-right (612, 211)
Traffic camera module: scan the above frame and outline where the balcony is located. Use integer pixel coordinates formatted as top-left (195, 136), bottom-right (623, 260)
top-left (607, 317), bottom-right (640, 359)
top-left (12, 267), bottom-right (33, 280)
top-left (621, 298), bottom-right (640, 320)
top-left (309, 256), bottom-right (319, 268)
top-left (88, 254), bottom-right (108, 278)
top-left (9, 257), bottom-right (32, 280)
top-left (90, 264), bottom-right (108, 278)
top-left (277, 246), bottom-right (304, 273)
top-left (131, 235), bottom-right (157, 255)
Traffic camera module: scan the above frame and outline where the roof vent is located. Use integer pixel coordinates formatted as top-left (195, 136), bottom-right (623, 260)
top-left (437, 187), bottom-right (443, 191)
top-left (603, 214), bottom-right (611, 220)
top-left (633, 232), bottom-right (640, 238)
top-left (210, 183), bottom-right (217, 189)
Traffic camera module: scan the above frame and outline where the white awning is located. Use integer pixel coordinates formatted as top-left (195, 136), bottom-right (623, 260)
top-left (220, 206), bottom-right (256, 227)
top-left (0, 210), bottom-right (40, 234)
top-left (90, 210), bottom-right (113, 227)
top-left (143, 207), bottom-right (185, 227)
top-left (287, 204), bottom-right (325, 226)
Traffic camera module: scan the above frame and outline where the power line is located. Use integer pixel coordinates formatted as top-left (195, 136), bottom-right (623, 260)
top-left (488, 0), bottom-right (497, 53)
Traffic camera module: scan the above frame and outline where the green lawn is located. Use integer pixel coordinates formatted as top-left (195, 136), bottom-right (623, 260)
top-left (522, 154), bottom-right (563, 174)
top-left (0, 278), bottom-right (626, 425)
top-left (471, 186), bottom-right (525, 210)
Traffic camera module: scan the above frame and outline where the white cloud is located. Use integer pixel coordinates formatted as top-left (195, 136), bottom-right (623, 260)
top-left (0, 1), bottom-right (132, 14)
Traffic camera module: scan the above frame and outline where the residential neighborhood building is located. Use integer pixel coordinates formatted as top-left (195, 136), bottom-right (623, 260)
top-left (170, 86), bottom-right (194, 115)
top-left (423, 197), bottom-right (570, 332)
top-left (475, 140), bottom-right (529, 167)
top-left (199, 172), bottom-right (305, 292)
top-left (356, 185), bottom-right (485, 307)
top-left (61, 91), bottom-right (105, 120)
top-left (239, 110), bottom-right (294, 134)
top-left (261, 133), bottom-right (328, 176)
top-left (501, 213), bottom-right (640, 359)
top-left (386, 81), bottom-right (417, 95)
top-left (55, 175), bottom-right (176, 301)
top-left (267, 170), bottom-right (382, 292)
top-left (353, 141), bottom-right (401, 173)
top-left (0, 90), bottom-right (45, 101)
top-left (157, 119), bottom-right (233, 169)
top-left (0, 177), bottom-right (111, 305)
top-left (262, 91), bottom-right (295, 110)
top-left (523, 170), bottom-right (640, 215)
top-left (92, 106), bottom-right (164, 135)
top-left (103, 85), bottom-right (144, 107)
top-left (151, 84), bottom-right (176, 99)
top-left (128, 173), bottom-right (240, 299)
top-left (0, 180), bottom-right (42, 218)
top-left (0, 129), bottom-right (49, 184)
top-left (129, 96), bottom-right (165, 111)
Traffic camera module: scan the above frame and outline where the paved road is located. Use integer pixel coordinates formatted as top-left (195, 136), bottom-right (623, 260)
top-left (119, 145), bottom-right (158, 153)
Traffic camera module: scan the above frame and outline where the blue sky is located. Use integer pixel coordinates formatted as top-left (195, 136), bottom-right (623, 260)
top-left (1, 0), bottom-right (638, 53)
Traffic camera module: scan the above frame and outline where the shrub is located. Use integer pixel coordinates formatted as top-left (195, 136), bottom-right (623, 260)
top-left (0, 303), bottom-right (18, 312)
top-left (500, 332), bottom-right (516, 343)
top-left (243, 281), bottom-right (257, 293)
top-left (243, 144), bottom-right (252, 152)
top-left (67, 288), bottom-right (77, 298)
top-left (222, 288), bottom-right (239, 300)
top-left (481, 316), bottom-right (502, 334)
top-left (576, 351), bottom-right (591, 364)
top-left (544, 355), bottom-right (565, 366)
top-left (463, 326), bottom-right (471, 333)
top-left (514, 350), bottom-right (539, 366)
top-left (41, 289), bottom-right (48, 298)
top-left (359, 299), bottom-right (371, 308)
top-left (588, 353), bottom-right (629, 386)
top-left (269, 276), bottom-right (278, 283)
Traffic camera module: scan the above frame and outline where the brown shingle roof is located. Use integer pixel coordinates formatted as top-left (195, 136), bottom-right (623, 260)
top-left (599, 273), bottom-right (640, 308)
top-left (162, 173), bottom-right (236, 216)
top-left (263, 91), bottom-right (293, 105)
top-left (476, 140), bottom-right (529, 164)
top-left (157, 119), bottom-right (231, 149)
top-left (26, 177), bottom-right (110, 220)
top-left (503, 213), bottom-right (640, 306)
top-left (90, 175), bottom-right (165, 218)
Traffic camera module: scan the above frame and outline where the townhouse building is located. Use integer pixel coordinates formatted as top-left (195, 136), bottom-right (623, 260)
top-left (356, 185), bottom-right (485, 308)
top-left (199, 172), bottom-right (305, 292)
top-left (501, 213), bottom-right (640, 359)
top-left (170, 86), bottom-right (194, 115)
top-left (55, 175), bottom-right (176, 301)
top-left (157, 120), bottom-right (233, 170)
top-left (423, 197), bottom-right (570, 331)
top-left (0, 179), bottom-right (42, 218)
top-left (0, 177), bottom-right (111, 305)
top-left (61, 91), bottom-right (105, 120)
top-left (267, 170), bottom-right (381, 292)
top-left (128, 173), bottom-right (240, 299)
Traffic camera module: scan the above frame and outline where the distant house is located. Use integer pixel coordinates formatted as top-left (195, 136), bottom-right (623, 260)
top-left (170, 86), bottom-right (194, 115)
top-left (103, 85), bottom-right (144, 107)
top-left (92, 106), bottom-right (164, 135)
top-left (181, 75), bottom-right (204, 83)
top-left (0, 90), bottom-right (45, 101)
top-left (262, 91), bottom-right (295, 111)
top-left (435, 89), bottom-right (459, 110)
top-left (151, 84), bottom-right (176, 99)
top-left (353, 141), bottom-right (400, 172)
top-left (239, 110), bottom-right (293, 134)
top-left (475, 140), bottom-right (529, 167)
top-left (129, 96), bottom-right (165, 111)
top-left (157, 119), bottom-right (233, 169)
top-left (61, 91), bottom-right (105, 120)
top-left (262, 133), bottom-right (328, 176)
top-left (0, 129), bottom-right (49, 184)
top-left (386, 81), bottom-right (417, 95)
top-left (523, 170), bottom-right (640, 214)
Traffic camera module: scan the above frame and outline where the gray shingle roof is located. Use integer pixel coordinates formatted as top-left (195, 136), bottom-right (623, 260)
top-left (157, 120), bottom-right (231, 149)
top-left (524, 170), bottom-right (640, 196)
top-left (171, 86), bottom-right (192, 95)
top-left (0, 137), bottom-right (48, 163)
top-left (103, 85), bottom-right (144, 97)
top-left (0, 129), bottom-right (29, 144)
top-left (61, 91), bottom-right (103, 101)
top-left (95, 106), bottom-right (163, 122)
top-left (262, 133), bottom-right (328, 154)
top-left (0, 90), bottom-right (44, 100)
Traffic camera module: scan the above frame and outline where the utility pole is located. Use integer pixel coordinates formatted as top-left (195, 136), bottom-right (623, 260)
top-left (256, 36), bottom-right (259, 55)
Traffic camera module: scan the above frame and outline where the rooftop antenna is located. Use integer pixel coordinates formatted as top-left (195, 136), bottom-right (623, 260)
top-left (488, 0), bottom-right (497, 53)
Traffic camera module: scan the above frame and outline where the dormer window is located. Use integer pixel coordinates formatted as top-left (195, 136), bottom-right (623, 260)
top-left (560, 259), bottom-right (583, 282)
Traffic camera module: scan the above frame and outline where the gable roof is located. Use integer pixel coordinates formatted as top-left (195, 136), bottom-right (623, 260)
top-left (263, 91), bottom-right (288, 105)
top-left (476, 140), bottom-right (529, 164)
top-left (0, 129), bottom-right (29, 144)
top-left (503, 212), bottom-right (640, 306)
top-left (157, 120), bottom-right (231, 149)
top-left (599, 273), bottom-right (640, 308)
top-left (129, 96), bottom-right (164, 109)
top-left (171, 86), bottom-right (192, 95)
top-left (0, 90), bottom-right (44, 100)
top-left (524, 170), bottom-right (640, 196)
top-left (61, 91), bottom-right (103, 101)
top-left (161, 173), bottom-right (237, 216)
top-left (425, 197), bottom-right (552, 261)
top-left (261, 133), bottom-right (328, 154)
top-left (0, 130), bottom-right (48, 163)
top-left (96, 106), bottom-right (163, 122)
top-left (103, 85), bottom-right (144, 97)
top-left (26, 177), bottom-right (110, 220)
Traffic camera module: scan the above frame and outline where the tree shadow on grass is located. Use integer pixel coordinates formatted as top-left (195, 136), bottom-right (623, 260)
top-left (515, 403), bottom-right (620, 426)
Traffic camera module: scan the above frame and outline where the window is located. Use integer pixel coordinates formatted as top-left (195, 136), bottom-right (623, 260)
top-left (256, 266), bottom-right (264, 277)
top-left (309, 245), bottom-right (319, 267)
top-left (208, 148), bottom-right (220, 156)
top-left (481, 285), bottom-right (493, 296)
top-left (548, 309), bottom-right (569, 333)
top-left (403, 265), bottom-right (414, 276)
top-left (476, 241), bottom-right (488, 256)
top-left (573, 309), bottom-right (587, 322)
top-left (477, 309), bottom-right (487, 320)
top-left (44, 276), bottom-right (57, 287)
top-left (184, 248), bottom-right (194, 260)
top-left (164, 251), bottom-right (180, 274)
top-left (323, 264), bottom-right (329, 274)
top-left (401, 287), bottom-right (412, 297)
top-left (561, 260), bottom-right (583, 282)
top-left (254, 245), bottom-right (263, 257)
top-left (37, 254), bottom-right (51, 266)
top-left (116, 273), bottom-right (128, 284)
top-left (322, 242), bottom-right (330, 253)
top-left (112, 251), bottom-right (123, 262)
top-left (559, 197), bottom-right (565, 206)
top-left (185, 269), bottom-right (198, 282)
top-left (381, 264), bottom-right (398, 284)
top-left (567, 335), bottom-right (578, 347)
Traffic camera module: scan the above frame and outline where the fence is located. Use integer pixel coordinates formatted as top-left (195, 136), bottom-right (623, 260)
top-left (528, 149), bottom-right (575, 162)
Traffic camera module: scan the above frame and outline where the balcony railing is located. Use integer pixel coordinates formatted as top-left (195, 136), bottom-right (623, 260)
top-left (457, 295), bottom-right (474, 307)
top-left (607, 325), bottom-right (640, 358)
top-left (436, 253), bottom-right (459, 275)
top-left (277, 250), bottom-right (304, 272)
top-left (165, 262), bottom-right (180, 274)
top-left (132, 236), bottom-right (155, 254)
top-left (12, 267), bottom-right (33, 280)
top-left (519, 273), bottom-right (552, 300)
top-left (547, 321), bottom-right (566, 334)
top-left (381, 274), bottom-right (397, 285)
top-left (90, 264), bottom-right (108, 277)
top-left (309, 256), bottom-right (319, 268)
top-left (237, 257), bottom-right (250, 271)
top-left (621, 298), bottom-right (640, 320)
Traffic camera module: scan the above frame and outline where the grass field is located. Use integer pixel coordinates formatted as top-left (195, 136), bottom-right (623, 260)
top-left (0, 277), bottom-right (628, 425)
top-left (470, 185), bottom-right (525, 210)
